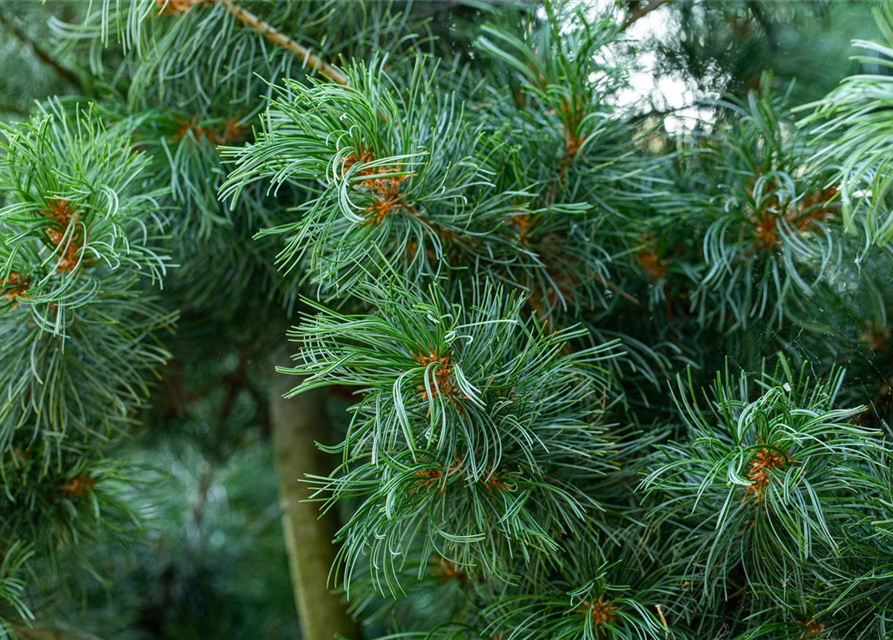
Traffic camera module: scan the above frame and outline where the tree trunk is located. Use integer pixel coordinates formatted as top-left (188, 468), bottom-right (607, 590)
top-left (269, 347), bottom-right (359, 640)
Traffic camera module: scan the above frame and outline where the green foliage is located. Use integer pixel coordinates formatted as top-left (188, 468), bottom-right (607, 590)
top-left (805, 4), bottom-right (893, 247)
top-left (483, 535), bottom-right (679, 640)
top-left (0, 542), bottom-right (34, 640)
top-left (0, 105), bottom-right (173, 633)
top-left (686, 76), bottom-right (842, 330)
top-left (473, 6), bottom-right (658, 321)
top-left (645, 0), bottom-right (877, 105)
top-left (288, 281), bottom-right (623, 586)
top-left (643, 359), bottom-right (886, 629)
top-left (476, 4), bottom-right (630, 193)
top-left (0, 105), bottom-right (172, 460)
top-left (223, 58), bottom-right (523, 297)
top-left (0, 3), bottom-right (83, 120)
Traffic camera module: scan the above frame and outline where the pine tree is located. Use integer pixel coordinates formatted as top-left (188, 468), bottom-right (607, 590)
top-left (2, 1), bottom-right (893, 639)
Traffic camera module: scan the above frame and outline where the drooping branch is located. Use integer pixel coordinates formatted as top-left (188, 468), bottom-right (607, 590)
top-left (216, 0), bottom-right (348, 85)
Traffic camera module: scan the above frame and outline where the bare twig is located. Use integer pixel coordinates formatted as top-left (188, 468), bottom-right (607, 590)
top-left (595, 272), bottom-right (641, 305)
top-left (855, 374), bottom-right (893, 425)
top-left (215, 0), bottom-right (348, 85)
top-left (623, 0), bottom-right (673, 31)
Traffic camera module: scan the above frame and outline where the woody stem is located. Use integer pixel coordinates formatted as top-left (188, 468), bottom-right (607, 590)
top-left (216, 0), bottom-right (348, 85)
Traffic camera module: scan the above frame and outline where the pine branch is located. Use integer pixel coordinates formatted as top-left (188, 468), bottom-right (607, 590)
top-left (641, 357), bottom-right (883, 609)
top-left (0, 106), bottom-right (174, 467)
top-left (284, 281), bottom-right (627, 588)
top-left (215, 0), bottom-right (348, 85)
top-left (801, 8), bottom-right (893, 246)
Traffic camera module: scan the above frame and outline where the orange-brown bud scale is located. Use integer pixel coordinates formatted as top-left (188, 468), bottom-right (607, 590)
top-left (577, 597), bottom-right (619, 632)
top-left (637, 233), bottom-right (669, 281)
top-left (480, 472), bottom-right (513, 493)
top-left (155, 0), bottom-right (201, 16)
top-left (341, 149), bottom-right (416, 226)
top-left (430, 559), bottom-right (469, 585)
top-left (410, 460), bottom-right (462, 495)
top-left (509, 213), bottom-right (534, 246)
top-left (415, 350), bottom-right (456, 400)
top-left (1, 272), bottom-right (30, 304)
top-left (859, 320), bottom-right (890, 351)
top-left (42, 199), bottom-right (86, 273)
top-left (172, 117), bottom-right (247, 145)
top-left (749, 186), bottom-right (838, 252)
top-left (794, 619), bottom-right (825, 638)
top-left (744, 441), bottom-right (791, 502)
top-left (60, 475), bottom-right (96, 499)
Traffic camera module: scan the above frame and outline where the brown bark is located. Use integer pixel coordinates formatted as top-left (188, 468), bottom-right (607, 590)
top-left (269, 346), bottom-right (359, 640)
